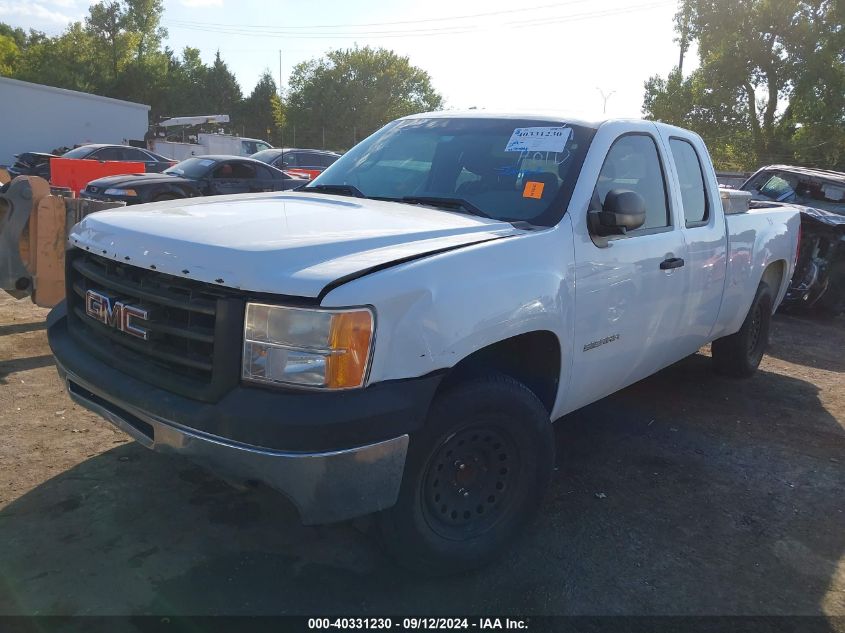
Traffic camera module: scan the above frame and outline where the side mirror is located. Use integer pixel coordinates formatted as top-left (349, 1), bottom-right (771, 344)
top-left (589, 189), bottom-right (646, 236)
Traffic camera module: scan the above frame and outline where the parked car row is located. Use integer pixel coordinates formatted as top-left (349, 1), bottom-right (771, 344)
top-left (8, 144), bottom-right (176, 180)
top-left (81, 155), bottom-right (307, 204)
top-left (250, 148), bottom-right (341, 180)
top-left (6, 141), bottom-right (341, 205)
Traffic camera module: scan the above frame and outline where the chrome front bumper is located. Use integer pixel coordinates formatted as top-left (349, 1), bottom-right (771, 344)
top-left (56, 360), bottom-right (409, 525)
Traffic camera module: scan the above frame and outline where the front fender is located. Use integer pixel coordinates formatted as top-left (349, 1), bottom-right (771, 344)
top-left (321, 220), bottom-right (576, 417)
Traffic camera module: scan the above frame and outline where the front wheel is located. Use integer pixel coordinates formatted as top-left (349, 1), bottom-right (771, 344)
top-left (377, 374), bottom-right (554, 575)
top-left (712, 281), bottom-right (774, 377)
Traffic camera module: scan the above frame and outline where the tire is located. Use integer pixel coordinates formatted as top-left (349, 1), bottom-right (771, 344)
top-left (712, 281), bottom-right (773, 378)
top-left (377, 373), bottom-right (554, 575)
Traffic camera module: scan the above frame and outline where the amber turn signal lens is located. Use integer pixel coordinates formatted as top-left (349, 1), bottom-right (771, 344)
top-left (326, 310), bottom-right (374, 389)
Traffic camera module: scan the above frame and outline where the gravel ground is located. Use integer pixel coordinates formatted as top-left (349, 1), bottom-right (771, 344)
top-left (0, 293), bottom-right (843, 618)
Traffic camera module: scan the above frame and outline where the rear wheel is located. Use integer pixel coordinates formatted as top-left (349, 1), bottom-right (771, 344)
top-left (377, 374), bottom-right (554, 575)
top-left (712, 282), bottom-right (773, 377)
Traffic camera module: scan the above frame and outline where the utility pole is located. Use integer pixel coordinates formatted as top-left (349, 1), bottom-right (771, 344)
top-left (279, 50), bottom-right (282, 95)
top-left (596, 87), bottom-right (615, 115)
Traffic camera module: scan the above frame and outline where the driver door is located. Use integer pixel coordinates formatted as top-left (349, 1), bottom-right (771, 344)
top-left (567, 129), bottom-right (689, 411)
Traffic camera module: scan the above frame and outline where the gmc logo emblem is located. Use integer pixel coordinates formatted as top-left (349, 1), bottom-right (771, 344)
top-left (85, 290), bottom-right (149, 340)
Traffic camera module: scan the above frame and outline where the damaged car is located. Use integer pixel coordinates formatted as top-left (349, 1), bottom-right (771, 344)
top-left (740, 165), bottom-right (845, 315)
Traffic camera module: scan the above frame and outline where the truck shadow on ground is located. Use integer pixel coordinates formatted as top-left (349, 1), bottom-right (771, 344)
top-left (0, 354), bottom-right (842, 617)
top-left (0, 354), bottom-right (55, 384)
top-left (766, 313), bottom-right (845, 372)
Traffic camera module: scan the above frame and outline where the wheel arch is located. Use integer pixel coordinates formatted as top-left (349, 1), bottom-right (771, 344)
top-left (761, 259), bottom-right (788, 312)
top-left (436, 330), bottom-right (562, 415)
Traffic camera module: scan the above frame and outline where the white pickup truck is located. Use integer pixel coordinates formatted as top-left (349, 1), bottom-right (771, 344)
top-left (48, 113), bottom-right (800, 574)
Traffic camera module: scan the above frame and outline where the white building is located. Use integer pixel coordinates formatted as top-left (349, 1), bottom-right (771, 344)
top-left (0, 77), bottom-right (150, 166)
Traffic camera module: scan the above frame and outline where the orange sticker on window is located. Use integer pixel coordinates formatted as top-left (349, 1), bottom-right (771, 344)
top-left (523, 181), bottom-right (545, 199)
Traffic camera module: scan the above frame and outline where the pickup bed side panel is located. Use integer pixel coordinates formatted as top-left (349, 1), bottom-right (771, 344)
top-left (321, 222), bottom-right (577, 420)
top-left (711, 208), bottom-right (799, 339)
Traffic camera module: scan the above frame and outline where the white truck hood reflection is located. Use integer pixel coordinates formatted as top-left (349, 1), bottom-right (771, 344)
top-left (69, 192), bottom-right (519, 298)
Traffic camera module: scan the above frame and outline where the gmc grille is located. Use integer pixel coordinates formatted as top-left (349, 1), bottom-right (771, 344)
top-left (66, 249), bottom-right (244, 402)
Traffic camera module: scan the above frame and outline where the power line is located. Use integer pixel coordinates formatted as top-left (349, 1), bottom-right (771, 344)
top-left (164, 1), bottom-right (673, 39)
top-left (165, 0), bottom-right (597, 31)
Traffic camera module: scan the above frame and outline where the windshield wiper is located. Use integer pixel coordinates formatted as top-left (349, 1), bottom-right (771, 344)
top-left (399, 196), bottom-right (493, 219)
top-left (302, 183), bottom-right (366, 198)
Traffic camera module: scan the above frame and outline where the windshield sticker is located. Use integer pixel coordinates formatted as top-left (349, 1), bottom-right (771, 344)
top-left (522, 180), bottom-right (546, 200)
top-left (523, 181), bottom-right (545, 199)
top-left (505, 127), bottom-right (572, 153)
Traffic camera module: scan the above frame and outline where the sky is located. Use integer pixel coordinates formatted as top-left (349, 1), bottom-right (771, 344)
top-left (0, 0), bottom-right (698, 119)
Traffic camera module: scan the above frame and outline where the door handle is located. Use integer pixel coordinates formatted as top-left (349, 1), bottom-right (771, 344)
top-left (660, 257), bottom-right (685, 270)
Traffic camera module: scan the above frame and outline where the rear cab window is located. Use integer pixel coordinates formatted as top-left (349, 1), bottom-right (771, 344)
top-left (668, 137), bottom-right (709, 226)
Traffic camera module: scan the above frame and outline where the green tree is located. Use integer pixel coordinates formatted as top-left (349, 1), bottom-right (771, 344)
top-left (286, 46), bottom-right (443, 150)
top-left (205, 51), bottom-right (243, 116)
top-left (0, 34), bottom-right (19, 76)
top-left (85, 1), bottom-right (129, 84)
top-left (239, 71), bottom-right (282, 142)
top-left (123, 0), bottom-right (167, 62)
top-left (14, 22), bottom-right (99, 93)
top-left (643, 0), bottom-right (845, 170)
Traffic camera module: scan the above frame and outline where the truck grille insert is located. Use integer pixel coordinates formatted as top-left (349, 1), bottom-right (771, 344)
top-left (66, 250), bottom-right (244, 402)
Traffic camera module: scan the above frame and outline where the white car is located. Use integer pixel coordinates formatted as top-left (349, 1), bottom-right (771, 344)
top-left (48, 113), bottom-right (801, 574)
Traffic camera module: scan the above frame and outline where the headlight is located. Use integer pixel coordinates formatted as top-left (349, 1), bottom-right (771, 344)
top-left (242, 303), bottom-right (374, 389)
top-left (104, 188), bottom-right (138, 197)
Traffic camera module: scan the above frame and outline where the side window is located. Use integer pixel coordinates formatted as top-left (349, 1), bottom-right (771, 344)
top-left (123, 147), bottom-right (152, 162)
top-left (91, 147), bottom-right (122, 161)
top-left (281, 153), bottom-right (298, 167)
top-left (229, 162), bottom-right (257, 179)
top-left (301, 152), bottom-right (322, 167)
top-left (595, 135), bottom-right (669, 231)
top-left (319, 153), bottom-right (338, 168)
top-left (669, 138), bottom-right (709, 226)
top-left (213, 162), bottom-right (256, 179)
top-left (253, 164), bottom-right (273, 179)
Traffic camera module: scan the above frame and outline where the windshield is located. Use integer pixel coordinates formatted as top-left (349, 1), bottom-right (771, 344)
top-left (62, 146), bottom-right (95, 159)
top-left (307, 117), bottom-right (595, 225)
top-left (164, 157), bottom-right (216, 178)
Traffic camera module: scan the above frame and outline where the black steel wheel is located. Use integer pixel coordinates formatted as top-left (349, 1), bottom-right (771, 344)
top-left (378, 373), bottom-right (554, 575)
top-left (712, 281), bottom-right (773, 378)
top-left (421, 426), bottom-right (521, 540)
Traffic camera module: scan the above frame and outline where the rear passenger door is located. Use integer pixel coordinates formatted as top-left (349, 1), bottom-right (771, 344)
top-left (660, 132), bottom-right (726, 354)
top-left (251, 163), bottom-right (282, 192)
top-left (568, 126), bottom-right (690, 411)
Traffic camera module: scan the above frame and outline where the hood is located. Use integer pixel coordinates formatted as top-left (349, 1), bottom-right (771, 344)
top-left (87, 173), bottom-right (191, 188)
top-left (69, 192), bottom-right (521, 298)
